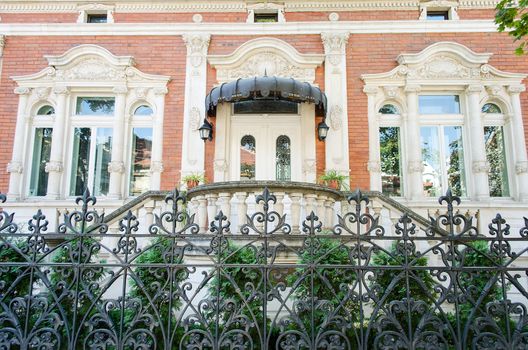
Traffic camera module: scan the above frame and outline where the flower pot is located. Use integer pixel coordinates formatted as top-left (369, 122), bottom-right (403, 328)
top-left (327, 179), bottom-right (339, 190)
top-left (187, 180), bottom-right (199, 189)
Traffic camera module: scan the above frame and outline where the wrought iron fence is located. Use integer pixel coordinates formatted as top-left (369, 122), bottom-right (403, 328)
top-left (0, 188), bottom-right (527, 349)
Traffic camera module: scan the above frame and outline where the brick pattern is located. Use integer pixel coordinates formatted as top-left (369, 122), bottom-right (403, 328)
top-left (285, 10), bottom-right (419, 21)
top-left (0, 13), bottom-right (78, 23)
top-left (113, 12), bottom-right (248, 23)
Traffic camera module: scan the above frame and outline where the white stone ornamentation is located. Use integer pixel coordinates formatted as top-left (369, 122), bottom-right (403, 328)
top-left (214, 159), bottom-right (228, 172)
top-left (407, 161), bottom-right (424, 173)
top-left (329, 105), bottom-right (343, 130)
top-left (35, 87), bottom-right (50, 100)
top-left (302, 159), bottom-right (317, 174)
top-left (472, 161), bottom-right (490, 174)
top-left (189, 107), bottom-right (201, 131)
top-left (14, 87), bottom-right (30, 95)
top-left (182, 33), bottom-right (211, 67)
top-left (411, 56), bottom-right (470, 79)
top-left (45, 161), bottom-right (63, 173)
top-left (56, 58), bottom-right (125, 81)
top-left (108, 161), bottom-right (125, 174)
top-left (192, 14), bottom-right (203, 23)
top-left (516, 161), bottom-right (528, 175)
top-left (7, 162), bottom-right (23, 174)
top-left (321, 32), bottom-right (349, 66)
top-left (328, 12), bottom-right (339, 21)
top-left (135, 87), bottom-right (148, 99)
top-left (150, 161), bottom-right (164, 173)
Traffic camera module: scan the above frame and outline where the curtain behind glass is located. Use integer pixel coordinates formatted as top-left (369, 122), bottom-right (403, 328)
top-left (93, 128), bottom-right (113, 196)
top-left (130, 128), bottom-right (152, 196)
top-left (29, 128), bottom-right (52, 196)
top-left (70, 128), bottom-right (91, 196)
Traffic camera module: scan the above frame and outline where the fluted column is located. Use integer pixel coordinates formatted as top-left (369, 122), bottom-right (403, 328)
top-left (322, 32), bottom-right (350, 178)
top-left (7, 87), bottom-right (31, 199)
top-left (150, 87), bottom-right (168, 190)
top-left (508, 84), bottom-right (528, 201)
top-left (404, 84), bottom-right (423, 200)
top-left (466, 85), bottom-right (490, 200)
top-left (364, 86), bottom-right (382, 191)
top-left (181, 34), bottom-right (210, 183)
top-left (45, 86), bottom-right (69, 199)
top-left (0, 36), bottom-right (5, 84)
top-left (108, 86), bottom-right (127, 199)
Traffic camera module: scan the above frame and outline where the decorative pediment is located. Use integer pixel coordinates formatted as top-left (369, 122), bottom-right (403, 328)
top-left (362, 42), bottom-right (527, 89)
top-left (208, 37), bottom-right (324, 84)
top-left (12, 44), bottom-right (170, 88)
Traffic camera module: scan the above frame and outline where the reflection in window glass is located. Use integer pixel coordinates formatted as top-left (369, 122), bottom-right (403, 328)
top-left (29, 128), bottom-right (52, 196)
top-left (421, 126), bottom-right (466, 197)
top-left (134, 105), bottom-right (154, 116)
top-left (240, 135), bottom-right (256, 181)
top-left (37, 105), bottom-right (55, 115)
top-left (130, 128), bottom-right (153, 196)
top-left (93, 128), bottom-right (113, 196)
top-left (76, 97), bottom-right (115, 116)
top-left (485, 126), bottom-right (509, 197)
top-left (378, 104), bottom-right (399, 115)
top-left (276, 135), bottom-right (291, 181)
top-left (70, 128), bottom-right (92, 196)
top-left (482, 103), bottom-right (502, 114)
top-left (419, 95), bottom-right (460, 114)
top-left (379, 127), bottom-right (402, 196)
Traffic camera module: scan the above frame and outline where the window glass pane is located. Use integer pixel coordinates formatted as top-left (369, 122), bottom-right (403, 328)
top-left (240, 135), bottom-right (256, 181)
top-left (29, 128), bottom-right (52, 196)
top-left (37, 105), bottom-right (55, 115)
top-left (419, 95), bottom-right (460, 114)
top-left (87, 14), bottom-right (107, 23)
top-left (134, 105), bottom-right (153, 116)
top-left (276, 135), bottom-right (291, 181)
top-left (76, 97), bottom-right (115, 116)
top-left (482, 103), bottom-right (502, 114)
top-left (93, 128), bottom-right (113, 196)
top-left (70, 128), bottom-right (91, 196)
top-left (485, 126), bottom-right (509, 197)
top-left (378, 104), bottom-right (399, 115)
top-left (234, 100), bottom-right (298, 114)
top-left (380, 127), bottom-right (402, 196)
top-left (254, 13), bottom-right (278, 22)
top-left (427, 11), bottom-right (449, 20)
top-left (130, 128), bottom-right (153, 196)
top-left (421, 126), bottom-right (442, 197)
top-left (444, 126), bottom-right (466, 197)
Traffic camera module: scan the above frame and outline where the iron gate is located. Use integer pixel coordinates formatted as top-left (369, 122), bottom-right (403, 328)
top-left (0, 188), bottom-right (527, 349)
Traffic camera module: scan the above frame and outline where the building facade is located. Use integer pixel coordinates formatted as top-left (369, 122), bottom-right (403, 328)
top-left (0, 0), bottom-right (527, 230)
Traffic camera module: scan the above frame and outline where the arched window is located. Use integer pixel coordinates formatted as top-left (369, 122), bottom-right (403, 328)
top-left (240, 135), bottom-right (256, 180)
top-left (378, 104), bottom-right (399, 115)
top-left (134, 105), bottom-right (154, 116)
top-left (482, 103), bottom-right (501, 114)
top-left (276, 135), bottom-right (291, 181)
top-left (37, 105), bottom-right (55, 115)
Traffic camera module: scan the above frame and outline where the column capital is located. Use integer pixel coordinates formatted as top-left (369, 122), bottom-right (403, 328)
top-left (0, 35), bottom-right (5, 56)
top-left (112, 86), bottom-right (128, 95)
top-left (466, 84), bottom-right (483, 94)
top-left (45, 161), bottom-right (63, 173)
top-left (404, 84), bottom-right (421, 93)
top-left (508, 84), bottom-right (526, 94)
top-left (321, 32), bottom-right (349, 54)
top-left (182, 33), bottom-right (211, 57)
top-left (14, 86), bottom-right (31, 95)
top-left (150, 161), bottom-right (164, 174)
top-left (52, 86), bottom-right (70, 95)
top-left (108, 161), bottom-right (125, 173)
top-left (7, 162), bottom-right (23, 174)
top-left (472, 160), bottom-right (490, 174)
top-left (153, 87), bottom-right (168, 96)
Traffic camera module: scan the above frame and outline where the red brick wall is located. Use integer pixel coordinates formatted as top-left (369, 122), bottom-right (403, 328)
top-left (0, 36), bottom-right (187, 191)
top-left (113, 12), bottom-right (248, 23)
top-left (0, 13), bottom-right (78, 23)
top-left (346, 32), bottom-right (528, 190)
top-left (285, 10), bottom-right (419, 21)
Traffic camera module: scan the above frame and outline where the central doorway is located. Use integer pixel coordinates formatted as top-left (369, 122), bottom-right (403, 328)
top-left (230, 114), bottom-right (302, 181)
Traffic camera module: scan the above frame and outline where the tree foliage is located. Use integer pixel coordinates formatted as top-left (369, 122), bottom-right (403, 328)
top-left (496, 0), bottom-right (528, 55)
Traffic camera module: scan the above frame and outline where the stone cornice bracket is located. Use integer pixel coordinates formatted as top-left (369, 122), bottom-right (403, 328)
top-left (76, 3), bottom-right (115, 23)
top-left (45, 161), bottom-right (63, 173)
top-left (52, 86), bottom-right (69, 95)
top-left (363, 86), bottom-right (379, 96)
top-left (466, 84), bottom-right (483, 93)
top-left (404, 84), bottom-right (421, 93)
top-left (516, 161), bottom-right (528, 175)
top-left (112, 86), bottom-right (128, 94)
top-left (508, 84), bottom-right (526, 94)
top-left (321, 32), bottom-right (349, 66)
top-left (246, 2), bottom-right (285, 23)
top-left (153, 87), bottom-right (169, 96)
top-left (14, 86), bottom-right (31, 95)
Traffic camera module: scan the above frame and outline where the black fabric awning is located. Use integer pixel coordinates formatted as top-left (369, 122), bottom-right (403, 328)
top-left (205, 76), bottom-right (327, 117)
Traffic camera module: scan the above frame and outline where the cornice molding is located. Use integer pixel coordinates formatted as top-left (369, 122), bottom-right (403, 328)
top-left (0, 1), bottom-right (501, 13)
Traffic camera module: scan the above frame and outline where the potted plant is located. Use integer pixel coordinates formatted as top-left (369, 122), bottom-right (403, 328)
top-left (182, 173), bottom-right (205, 189)
top-left (319, 170), bottom-right (348, 190)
